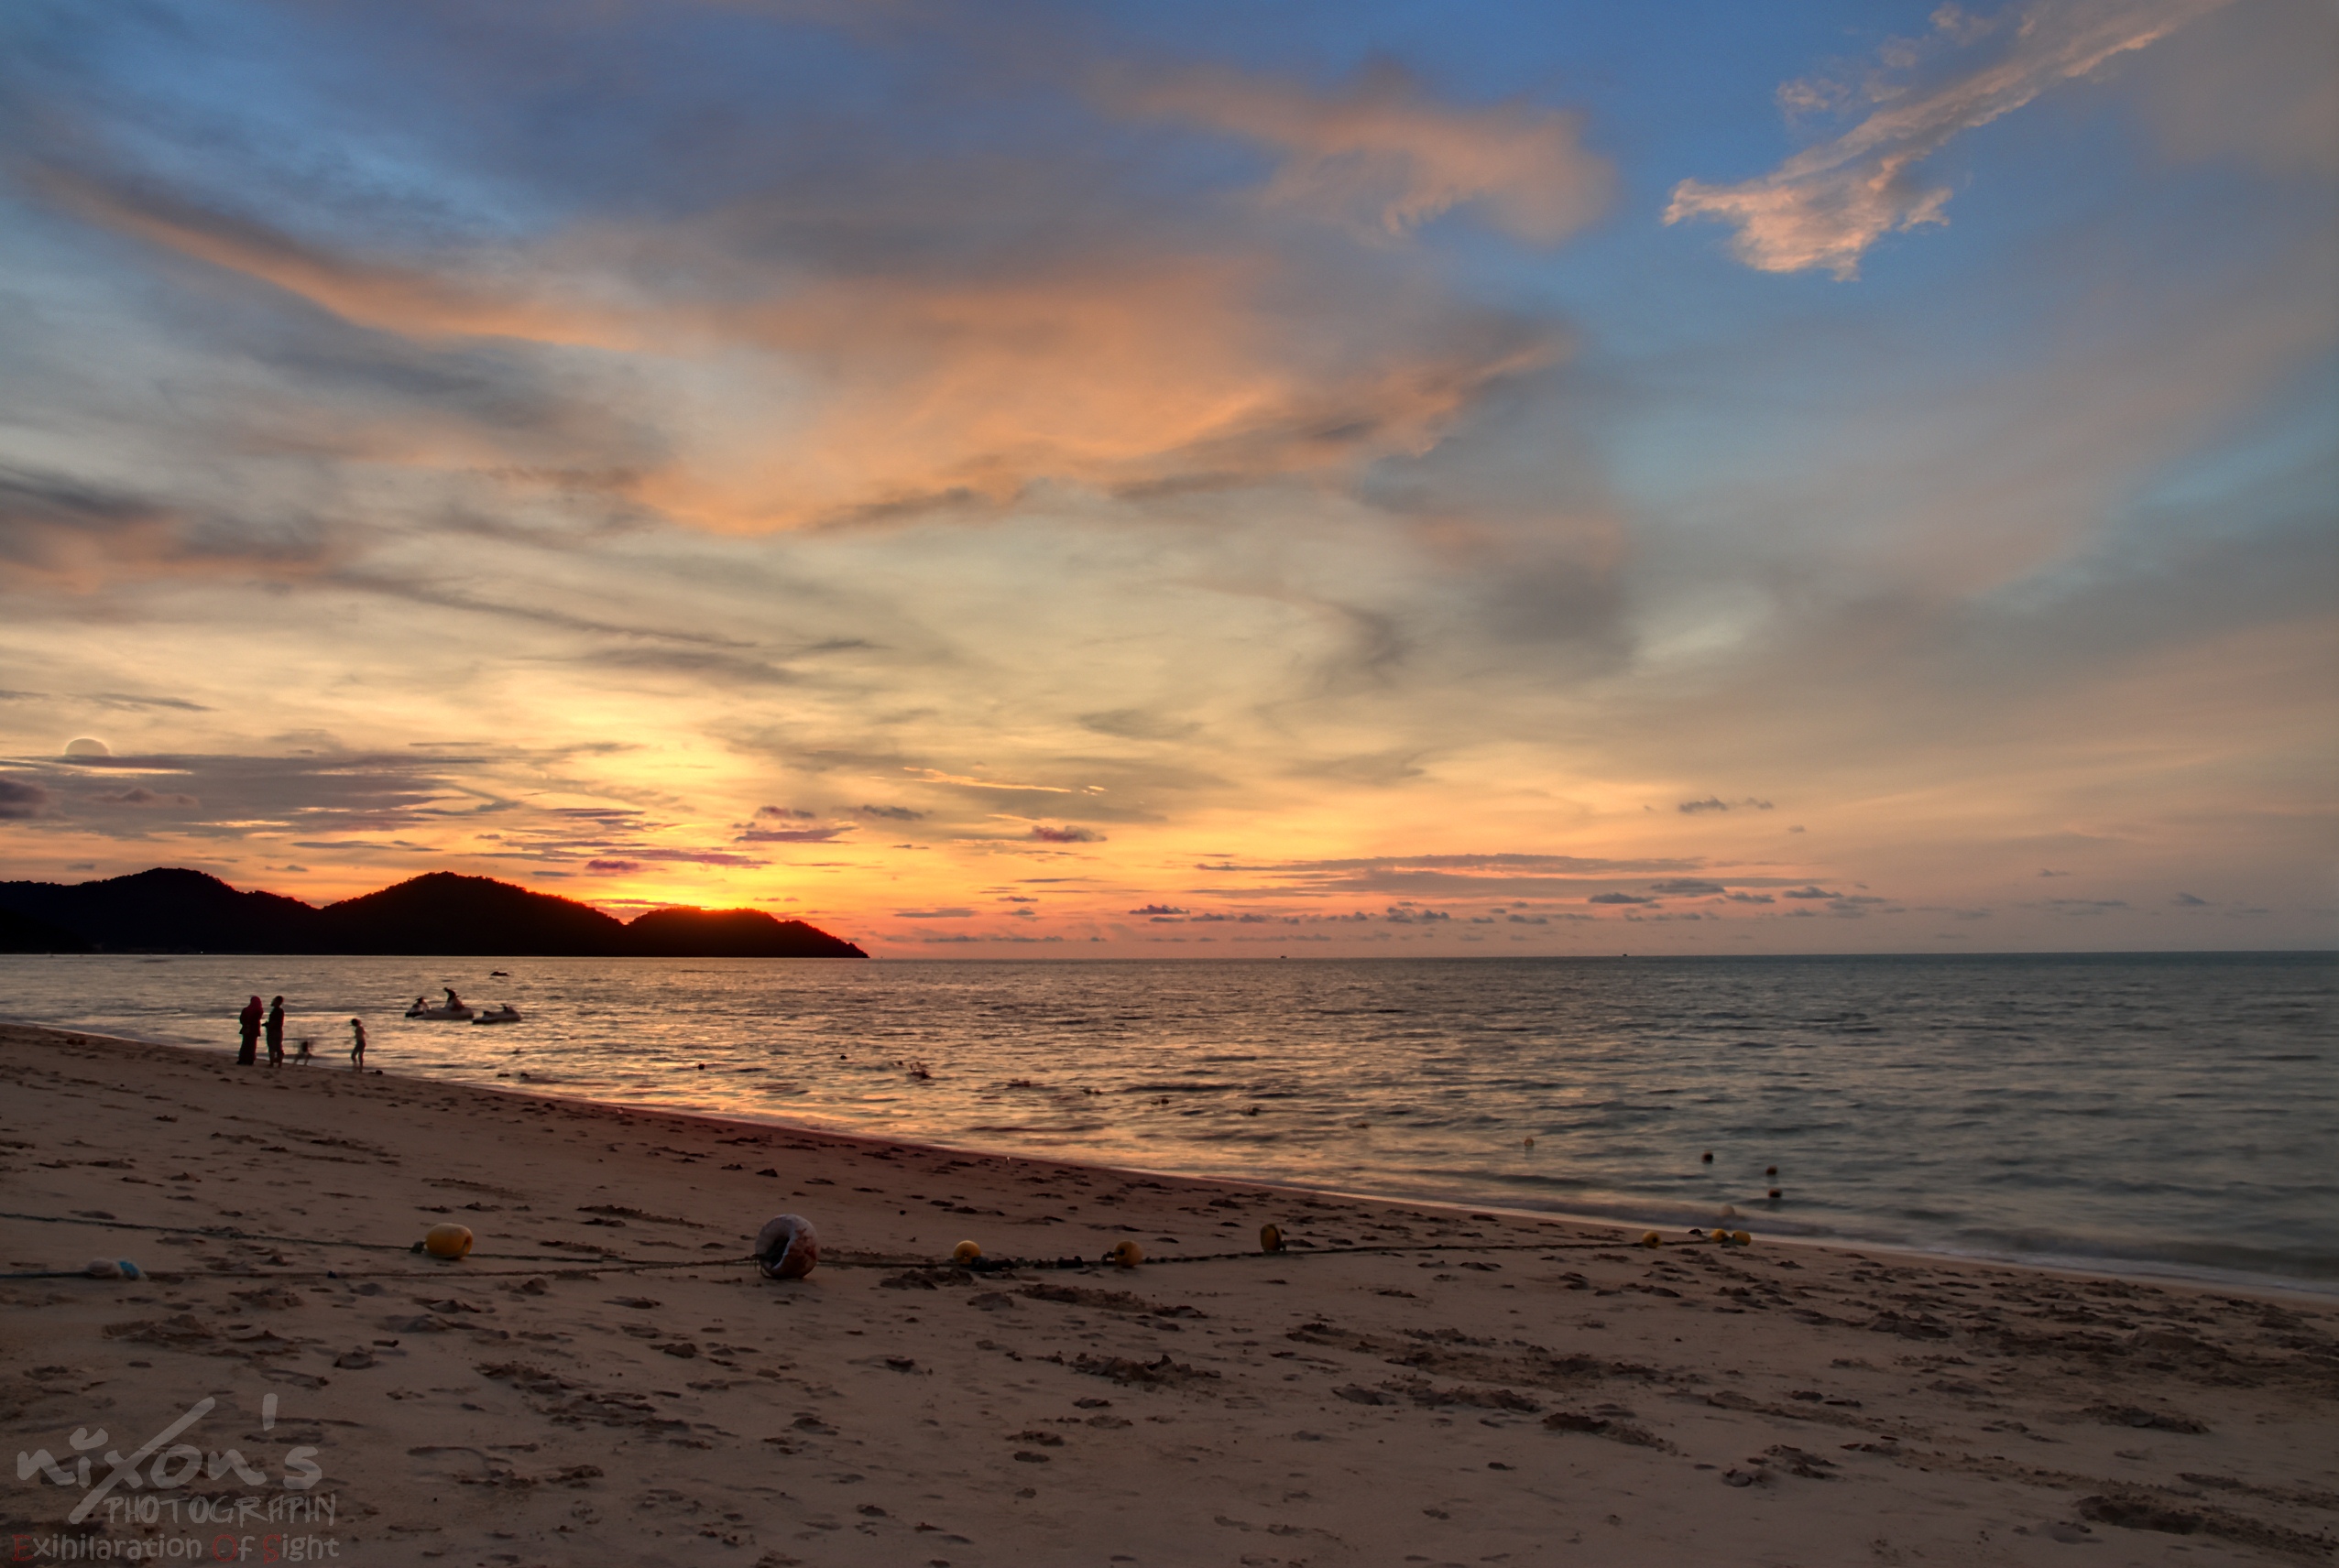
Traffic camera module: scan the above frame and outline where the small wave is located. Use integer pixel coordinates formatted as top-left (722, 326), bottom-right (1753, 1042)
top-left (966, 1122), bottom-right (1108, 1136)
top-left (1936, 1226), bottom-right (2339, 1289)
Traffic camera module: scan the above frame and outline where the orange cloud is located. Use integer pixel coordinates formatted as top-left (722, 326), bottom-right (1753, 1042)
top-left (1112, 60), bottom-right (1612, 244)
top-left (644, 259), bottom-right (1558, 529)
top-left (34, 166), bottom-right (1558, 532)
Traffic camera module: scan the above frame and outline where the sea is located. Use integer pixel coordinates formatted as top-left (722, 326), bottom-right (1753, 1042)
top-left (3, 952), bottom-right (2331, 1291)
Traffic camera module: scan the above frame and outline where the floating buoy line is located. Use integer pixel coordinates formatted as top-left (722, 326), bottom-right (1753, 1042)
top-left (0, 1206), bottom-right (1758, 1284)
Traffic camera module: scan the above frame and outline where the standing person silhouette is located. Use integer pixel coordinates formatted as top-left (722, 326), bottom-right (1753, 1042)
top-left (265, 996), bottom-right (287, 1067)
top-left (236, 996), bottom-right (263, 1065)
top-left (348, 1018), bottom-right (366, 1070)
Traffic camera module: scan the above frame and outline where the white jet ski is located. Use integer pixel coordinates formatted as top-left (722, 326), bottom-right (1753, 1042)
top-left (471, 1004), bottom-right (524, 1026)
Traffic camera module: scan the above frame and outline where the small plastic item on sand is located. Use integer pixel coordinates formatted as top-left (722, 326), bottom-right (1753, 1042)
top-left (1106, 1240), bottom-right (1144, 1269)
top-left (421, 1223), bottom-right (475, 1259)
top-left (1639, 1231), bottom-right (1663, 1248)
top-left (952, 1239), bottom-right (983, 1264)
top-left (754, 1214), bottom-right (819, 1279)
top-left (1259, 1224), bottom-right (1285, 1254)
top-left (84, 1258), bottom-right (141, 1279)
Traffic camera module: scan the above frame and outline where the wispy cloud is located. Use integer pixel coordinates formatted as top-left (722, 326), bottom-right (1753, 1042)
top-left (1197, 853), bottom-right (1696, 875)
top-left (21, 101), bottom-right (1565, 535)
top-left (0, 779), bottom-right (50, 818)
top-left (98, 786), bottom-right (200, 807)
top-left (1667, 0), bottom-right (2233, 278)
top-left (90, 692), bottom-right (213, 713)
top-left (908, 768), bottom-right (1072, 794)
top-left (23, 165), bottom-right (633, 348)
top-left (0, 466), bottom-right (338, 590)
top-left (1111, 60), bottom-right (1612, 244)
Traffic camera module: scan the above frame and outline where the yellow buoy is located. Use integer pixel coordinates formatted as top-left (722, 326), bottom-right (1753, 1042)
top-left (952, 1239), bottom-right (983, 1264)
top-left (422, 1223), bottom-right (474, 1260)
top-left (1260, 1224), bottom-right (1284, 1253)
top-left (1107, 1239), bottom-right (1144, 1269)
top-left (1639, 1231), bottom-right (1662, 1249)
top-left (1731, 1230), bottom-right (1753, 1247)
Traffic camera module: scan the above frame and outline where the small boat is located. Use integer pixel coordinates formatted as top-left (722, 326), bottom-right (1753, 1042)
top-left (471, 1005), bottom-right (524, 1026)
top-left (405, 1002), bottom-right (474, 1020)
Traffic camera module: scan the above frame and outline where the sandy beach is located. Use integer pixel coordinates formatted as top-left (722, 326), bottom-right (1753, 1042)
top-left (3, 1023), bottom-right (2334, 1567)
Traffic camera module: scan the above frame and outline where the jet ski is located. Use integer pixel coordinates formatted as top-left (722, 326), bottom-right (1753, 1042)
top-left (406, 997), bottom-right (474, 1020)
top-left (471, 1004), bottom-right (524, 1025)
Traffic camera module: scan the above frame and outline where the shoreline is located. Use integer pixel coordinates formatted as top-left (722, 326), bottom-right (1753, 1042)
top-left (574, 1106), bottom-right (2339, 1307)
top-left (16, 1017), bottom-right (2334, 1304)
top-left (3, 949), bottom-right (2326, 1306)
top-left (5, 1021), bottom-right (2336, 1565)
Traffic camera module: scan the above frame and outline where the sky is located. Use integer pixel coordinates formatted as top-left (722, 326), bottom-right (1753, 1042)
top-left (0, 0), bottom-right (2332, 957)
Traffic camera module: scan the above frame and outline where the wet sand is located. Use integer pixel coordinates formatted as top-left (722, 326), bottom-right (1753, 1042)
top-left (3, 1022), bottom-right (2334, 1565)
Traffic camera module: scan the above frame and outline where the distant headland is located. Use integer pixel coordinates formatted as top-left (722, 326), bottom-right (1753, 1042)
top-left (0, 867), bottom-right (866, 958)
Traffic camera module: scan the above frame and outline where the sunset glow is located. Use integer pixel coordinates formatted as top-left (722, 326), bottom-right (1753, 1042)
top-left (1, 0), bottom-right (2331, 954)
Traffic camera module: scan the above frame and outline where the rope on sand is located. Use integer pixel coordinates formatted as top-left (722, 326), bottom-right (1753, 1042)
top-left (0, 1209), bottom-right (747, 1270)
top-left (1, 1206), bottom-right (1681, 1282)
top-left (840, 1239), bottom-right (1624, 1273)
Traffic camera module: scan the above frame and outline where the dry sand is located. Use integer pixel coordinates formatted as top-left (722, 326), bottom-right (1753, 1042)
top-left (3, 1023), bottom-right (2334, 1566)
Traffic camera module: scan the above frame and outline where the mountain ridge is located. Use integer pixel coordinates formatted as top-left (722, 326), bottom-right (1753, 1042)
top-left (0, 867), bottom-right (865, 957)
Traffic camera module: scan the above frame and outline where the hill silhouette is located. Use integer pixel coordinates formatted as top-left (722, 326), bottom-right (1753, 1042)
top-left (0, 867), bottom-right (321, 953)
top-left (0, 906), bottom-right (92, 953)
top-left (623, 905), bottom-right (863, 958)
top-left (0, 868), bottom-right (865, 957)
top-left (319, 872), bottom-right (632, 956)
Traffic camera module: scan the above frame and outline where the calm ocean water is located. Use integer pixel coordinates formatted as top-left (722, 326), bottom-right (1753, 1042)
top-left (4, 953), bottom-right (2331, 1290)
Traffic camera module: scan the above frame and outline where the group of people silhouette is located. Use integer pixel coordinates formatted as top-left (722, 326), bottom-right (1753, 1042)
top-left (236, 995), bottom-right (365, 1068)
